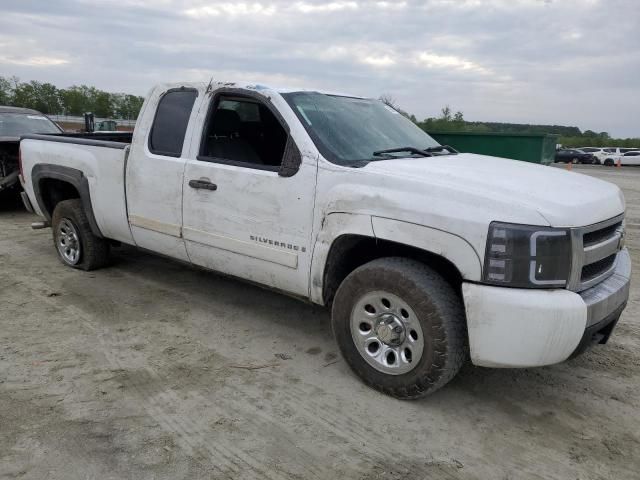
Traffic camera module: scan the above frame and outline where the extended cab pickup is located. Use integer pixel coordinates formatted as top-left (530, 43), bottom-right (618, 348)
top-left (19, 81), bottom-right (631, 398)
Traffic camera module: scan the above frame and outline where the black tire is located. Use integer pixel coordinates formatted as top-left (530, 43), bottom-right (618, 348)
top-left (51, 199), bottom-right (110, 271)
top-left (331, 257), bottom-right (467, 399)
top-left (604, 159), bottom-right (614, 167)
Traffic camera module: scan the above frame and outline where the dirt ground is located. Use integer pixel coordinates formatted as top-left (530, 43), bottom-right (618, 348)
top-left (1, 165), bottom-right (639, 480)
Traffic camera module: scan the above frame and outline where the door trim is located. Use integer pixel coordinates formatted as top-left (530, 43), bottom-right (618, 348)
top-left (183, 227), bottom-right (298, 268)
top-left (129, 215), bottom-right (182, 237)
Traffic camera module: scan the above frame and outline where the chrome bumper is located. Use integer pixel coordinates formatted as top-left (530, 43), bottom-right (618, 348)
top-left (580, 248), bottom-right (631, 327)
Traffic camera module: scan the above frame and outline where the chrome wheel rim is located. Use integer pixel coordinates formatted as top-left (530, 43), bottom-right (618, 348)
top-left (350, 291), bottom-right (424, 375)
top-left (56, 218), bottom-right (81, 265)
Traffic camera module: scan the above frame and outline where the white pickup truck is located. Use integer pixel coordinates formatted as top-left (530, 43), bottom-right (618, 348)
top-left (19, 81), bottom-right (631, 398)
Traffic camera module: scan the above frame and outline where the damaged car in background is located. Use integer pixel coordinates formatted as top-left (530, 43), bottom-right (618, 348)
top-left (0, 106), bottom-right (62, 196)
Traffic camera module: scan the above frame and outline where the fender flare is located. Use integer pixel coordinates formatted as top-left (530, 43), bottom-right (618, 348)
top-left (31, 163), bottom-right (103, 238)
top-left (309, 212), bottom-right (374, 304)
top-left (371, 216), bottom-right (482, 281)
top-left (310, 213), bottom-right (483, 304)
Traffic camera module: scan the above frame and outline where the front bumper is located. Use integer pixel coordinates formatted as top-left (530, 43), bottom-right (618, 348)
top-left (462, 248), bottom-right (631, 368)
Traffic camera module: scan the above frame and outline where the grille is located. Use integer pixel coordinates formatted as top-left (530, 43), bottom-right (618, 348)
top-left (568, 214), bottom-right (624, 291)
top-left (581, 254), bottom-right (617, 283)
top-left (583, 221), bottom-right (622, 247)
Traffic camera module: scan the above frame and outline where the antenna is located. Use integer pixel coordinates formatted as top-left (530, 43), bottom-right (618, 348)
top-left (206, 76), bottom-right (214, 94)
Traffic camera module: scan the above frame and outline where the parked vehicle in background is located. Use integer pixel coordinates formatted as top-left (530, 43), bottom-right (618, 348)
top-left (18, 80), bottom-right (631, 398)
top-left (577, 147), bottom-right (608, 163)
top-left (554, 148), bottom-right (596, 164)
top-left (0, 106), bottom-right (62, 195)
top-left (604, 151), bottom-right (640, 166)
top-left (604, 147), bottom-right (640, 156)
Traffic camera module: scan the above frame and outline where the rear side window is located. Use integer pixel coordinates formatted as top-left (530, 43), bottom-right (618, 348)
top-left (149, 89), bottom-right (197, 157)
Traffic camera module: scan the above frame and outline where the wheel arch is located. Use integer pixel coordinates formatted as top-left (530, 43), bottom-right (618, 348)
top-left (313, 214), bottom-right (482, 307)
top-left (31, 164), bottom-right (103, 238)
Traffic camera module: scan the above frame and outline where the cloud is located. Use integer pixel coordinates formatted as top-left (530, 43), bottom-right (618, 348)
top-left (0, 0), bottom-right (637, 137)
top-left (293, 1), bottom-right (358, 13)
top-left (0, 56), bottom-right (69, 67)
top-left (184, 2), bottom-right (277, 17)
top-left (414, 52), bottom-right (490, 74)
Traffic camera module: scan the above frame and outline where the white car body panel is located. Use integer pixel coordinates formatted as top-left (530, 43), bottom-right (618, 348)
top-left (19, 80), bottom-right (630, 369)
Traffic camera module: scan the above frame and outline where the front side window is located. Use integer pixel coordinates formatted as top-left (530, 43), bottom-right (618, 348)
top-left (199, 96), bottom-right (288, 169)
top-left (282, 92), bottom-right (439, 165)
top-left (149, 89), bottom-right (197, 157)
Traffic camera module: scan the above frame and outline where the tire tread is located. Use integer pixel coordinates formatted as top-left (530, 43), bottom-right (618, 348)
top-left (51, 199), bottom-right (110, 271)
top-left (332, 257), bottom-right (467, 400)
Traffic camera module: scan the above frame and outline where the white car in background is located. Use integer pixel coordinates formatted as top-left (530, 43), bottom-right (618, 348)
top-left (603, 150), bottom-right (640, 166)
top-left (603, 147), bottom-right (639, 156)
top-left (577, 147), bottom-right (608, 163)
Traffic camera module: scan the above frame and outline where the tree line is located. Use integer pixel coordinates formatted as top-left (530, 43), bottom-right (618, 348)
top-left (381, 96), bottom-right (639, 148)
top-left (0, 76), bottom-right (145, 120)
top-left (0, 78), bottom-right (635, 146)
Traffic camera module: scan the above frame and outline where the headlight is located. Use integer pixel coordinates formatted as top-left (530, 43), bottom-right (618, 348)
top-left (483, 222), bottom-right (572, 288)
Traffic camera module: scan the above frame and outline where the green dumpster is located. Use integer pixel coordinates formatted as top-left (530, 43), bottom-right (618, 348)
top-left (426, 132), bottom-right (559, 165)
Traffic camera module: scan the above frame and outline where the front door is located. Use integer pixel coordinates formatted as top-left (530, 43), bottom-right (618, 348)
top-left (182, 91), bottom-right (317, 297)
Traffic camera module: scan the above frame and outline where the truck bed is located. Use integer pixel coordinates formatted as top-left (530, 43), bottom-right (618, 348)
top-left (20, 132), bottom-right (134, 246)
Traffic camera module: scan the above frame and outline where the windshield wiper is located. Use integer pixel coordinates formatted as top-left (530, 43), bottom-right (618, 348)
top-left (424, 145), bottom-right (459, 154)
top-left (372, 147), bottom-right (433, 158)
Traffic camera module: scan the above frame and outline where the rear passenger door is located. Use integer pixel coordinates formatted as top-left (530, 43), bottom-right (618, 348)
top-left (126, 87), bottom-right (200, 260)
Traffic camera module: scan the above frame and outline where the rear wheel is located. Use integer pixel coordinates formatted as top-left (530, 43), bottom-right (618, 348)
top-left (604, 159), bottom-right (614, 167)
top-left (52, 199), bottom-right (110, 270)
top-left (331, 257), bottom-right (467, 399)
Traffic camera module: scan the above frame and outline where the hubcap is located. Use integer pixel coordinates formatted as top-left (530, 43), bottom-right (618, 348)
top-left (350, 291), bottom-right (425, 375)
top-left (56, 218), bottom-right (81, 265)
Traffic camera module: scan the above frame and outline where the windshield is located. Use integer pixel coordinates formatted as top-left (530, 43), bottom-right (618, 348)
top-left (282, 92), bottom-right (439, 165)
top-left (0, 113), bottom-right (61, 137)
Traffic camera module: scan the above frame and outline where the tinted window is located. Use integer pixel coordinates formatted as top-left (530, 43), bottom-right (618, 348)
top-left (149, 89), bottom-right (197, 157)
top-left (624, 152), bottom-right (639, 156)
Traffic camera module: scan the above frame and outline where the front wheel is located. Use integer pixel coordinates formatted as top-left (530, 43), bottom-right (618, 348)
top-left (331, 257), bottom-right (467, 399)
top-left (52, 199), bottom-right (110, 270)
top-left (604, 159), bottom-right (614, 166)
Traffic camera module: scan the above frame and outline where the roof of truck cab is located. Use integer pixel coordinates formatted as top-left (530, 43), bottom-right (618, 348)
top-left (0, 106), bottom-right (44, 114)
top-left (157, 81), bottom-right (366, 99)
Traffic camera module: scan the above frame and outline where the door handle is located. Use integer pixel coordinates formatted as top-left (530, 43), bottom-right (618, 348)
top-left (189, 179), bottom-right (218, 191)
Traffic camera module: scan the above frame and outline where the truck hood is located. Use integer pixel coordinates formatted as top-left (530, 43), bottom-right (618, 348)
top-left (361, 153), bottom-right (624, 227)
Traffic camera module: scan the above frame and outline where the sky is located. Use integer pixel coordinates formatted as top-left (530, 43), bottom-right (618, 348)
top-left (1, 0), bottom-right (638, 137)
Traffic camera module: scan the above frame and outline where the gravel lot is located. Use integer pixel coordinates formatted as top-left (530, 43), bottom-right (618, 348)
top-left (1, 165), bottom-right (639, 480)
